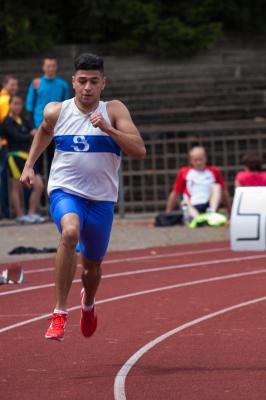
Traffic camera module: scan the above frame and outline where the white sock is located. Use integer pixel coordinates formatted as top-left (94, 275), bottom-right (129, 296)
top-left (82, 296), bottom-right (95, 312)
top-left (54, 309), bottom-right (68, 315)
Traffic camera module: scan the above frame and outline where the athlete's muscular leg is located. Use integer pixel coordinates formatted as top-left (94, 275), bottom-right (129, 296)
top-left (81, 254), bottom-right (102, 306)
top-left (55, 213), bottom-right (80, 310)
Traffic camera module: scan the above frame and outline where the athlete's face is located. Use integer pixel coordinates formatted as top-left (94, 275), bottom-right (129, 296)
top-left (190, 150), bottom-right (207, 170)
top-left (72, 70), bottom-right (106, 107)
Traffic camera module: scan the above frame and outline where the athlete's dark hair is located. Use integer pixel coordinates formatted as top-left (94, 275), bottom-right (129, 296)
top-left (74, 53), bottom-right (104, 73)
top-left (241, 152), bottom-right (263, 171)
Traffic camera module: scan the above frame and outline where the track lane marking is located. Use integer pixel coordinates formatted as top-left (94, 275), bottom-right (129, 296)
top-left (0, 268), bottom-right (266, 333)
top-left (1, 253), bottom-right (266, 297)
top-left (24, 246), bottom-right (230, 274)
top-left (114, 296), bottom-right (266, 400)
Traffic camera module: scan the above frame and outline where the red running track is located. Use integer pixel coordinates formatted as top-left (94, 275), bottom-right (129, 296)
top-left (1, 240), bottom-right (266, 400)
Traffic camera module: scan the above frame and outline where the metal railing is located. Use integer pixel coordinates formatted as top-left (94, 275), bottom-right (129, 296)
top-left (118, 127), bottom-right (266, 213)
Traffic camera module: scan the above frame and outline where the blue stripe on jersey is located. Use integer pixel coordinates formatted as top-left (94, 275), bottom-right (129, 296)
top-left (55, 135), bottom-right (121, 156)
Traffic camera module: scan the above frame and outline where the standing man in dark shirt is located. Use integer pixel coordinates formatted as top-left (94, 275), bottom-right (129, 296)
top-left (2, 96), bottom-right (45, 224)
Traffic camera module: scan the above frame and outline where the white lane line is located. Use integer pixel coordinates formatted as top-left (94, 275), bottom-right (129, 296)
top-left (0, 314), bottom-right (41, 317)
top-left (114, 296), bottom-right (266, 400)
top-left (1, 253), bottom-right (266, 298)
top-left (24, 246), bottom-right (230, 274)
top-left (0, 283), bottom-right (55, 297)
top-left (0, 268), bottom-right (266, 334)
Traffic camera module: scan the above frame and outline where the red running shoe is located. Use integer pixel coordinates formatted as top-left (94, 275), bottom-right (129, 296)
top-left (80, 289), bottom-right (97, 337)
top-left (45, 313), bottom-right (67, 341)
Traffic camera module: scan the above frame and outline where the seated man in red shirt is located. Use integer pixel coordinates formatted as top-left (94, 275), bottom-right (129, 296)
top-left (235, 152), bottom-right (266, 187)
top-left (166, 146), bottom-right (231, 220)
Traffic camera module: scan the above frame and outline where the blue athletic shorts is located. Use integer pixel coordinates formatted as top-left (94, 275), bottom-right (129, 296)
top-left (50, 189), bottom-right (114, 261)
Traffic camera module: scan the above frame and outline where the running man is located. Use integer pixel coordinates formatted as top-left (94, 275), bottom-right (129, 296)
top-left (20, 53), bottom-right (146, 341)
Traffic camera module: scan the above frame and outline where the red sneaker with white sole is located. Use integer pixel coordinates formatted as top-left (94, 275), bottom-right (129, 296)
top-left (80, 289), bottom-right (97, 337)
top-left (45, 313), bottom-right (67, 341)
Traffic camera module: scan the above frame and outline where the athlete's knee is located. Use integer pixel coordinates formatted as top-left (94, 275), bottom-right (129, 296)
top-left (61, 225), bottom-right (79, 248)
top-left (82, 263), bottom-right (102, 279)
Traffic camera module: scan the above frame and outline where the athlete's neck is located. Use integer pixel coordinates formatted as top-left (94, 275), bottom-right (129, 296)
top-left (74, 97), bottom-right (100, 116)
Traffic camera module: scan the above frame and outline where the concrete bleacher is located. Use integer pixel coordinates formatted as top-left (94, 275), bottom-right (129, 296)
top-left (1, 36), bottom-right (266, 212)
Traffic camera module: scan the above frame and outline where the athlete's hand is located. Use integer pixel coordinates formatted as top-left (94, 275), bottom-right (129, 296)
top-left (20, 164), bottom-right (35, 188)
top-left (90, 112), bottom-right (111, 132)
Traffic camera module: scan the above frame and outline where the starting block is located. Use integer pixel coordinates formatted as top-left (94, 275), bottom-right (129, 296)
top-left (230, 186), bottom-right (266, 251)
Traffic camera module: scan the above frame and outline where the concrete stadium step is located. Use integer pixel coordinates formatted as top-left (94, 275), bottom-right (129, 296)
top-left (3, 53), bottom-right (266, 97)
top-left (3, 54), bottom-right (266, 81)
top-left (115, 91), bottom-right (265, 111)
top-left (138, 119), bottom-right (266, 136)
top-left (15, 76), bottom-right (266, 99)
top-left (5, 65), bottom-right (266, 83)
top-left (16, 77), bottom-right (266, 100)
top-left (131, 104), bottom-right (266, 125)
top-left (2, 42), bottom-right (266, 130)
top-left (105, 78), bottom-right (266, 96)
top-left (106, 65), bottom-right (266, 80)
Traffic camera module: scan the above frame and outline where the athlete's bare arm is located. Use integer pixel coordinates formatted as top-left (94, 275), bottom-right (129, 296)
top-left (20, 102), bottom-right (61, 187)
top-left (90, 100), bottom-right (146, 159)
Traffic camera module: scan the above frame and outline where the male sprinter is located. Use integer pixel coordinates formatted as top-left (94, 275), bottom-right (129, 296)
top-left (20, 53), bottom-right (146, 341)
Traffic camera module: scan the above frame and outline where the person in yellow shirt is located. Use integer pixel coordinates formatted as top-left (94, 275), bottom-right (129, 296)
top-left (0, 75), bottom-right (18, 122)
top-left (0, 75), bottom-right (19, 218)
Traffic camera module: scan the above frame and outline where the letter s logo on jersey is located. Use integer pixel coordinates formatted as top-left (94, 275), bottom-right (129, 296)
top-left (71, 136), bottom-right (90, 152)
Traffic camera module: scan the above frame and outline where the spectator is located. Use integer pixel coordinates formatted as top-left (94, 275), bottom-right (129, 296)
top-left (2, 96), bottom-right (45, 224)
top-left (0, 75), bottom-right (19, 122)
top-left (0, 75), bottom-right (19, 218)
top-left (166, 146), bottom-right (231, 220)
top-left (235, 152), bottom-right (266, 186)
top-left (25, 57), bottom-right (70, 171)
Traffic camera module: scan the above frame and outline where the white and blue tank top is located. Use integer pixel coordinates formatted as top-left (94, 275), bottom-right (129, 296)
top-left (47, 98), bottom-right (121, 201)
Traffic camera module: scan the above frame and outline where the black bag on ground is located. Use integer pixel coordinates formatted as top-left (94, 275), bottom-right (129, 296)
top-left (154, 212), bottom-right (183, 227)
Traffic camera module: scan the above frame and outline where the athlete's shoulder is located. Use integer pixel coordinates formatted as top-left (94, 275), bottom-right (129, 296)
top-left (107, 99), bottom-right (128, 111)
top-left (106, 100), bottom-right (131, 120)
top-left (44, 101), bottom-right (62, 114)
top-left (43, 102), bottom-right (62, 124)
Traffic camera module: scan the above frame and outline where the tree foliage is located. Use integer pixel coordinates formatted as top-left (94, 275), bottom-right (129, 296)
top-left (0, 0), bottom-right (266, 58)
